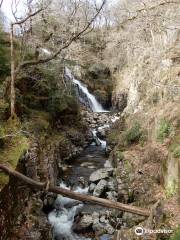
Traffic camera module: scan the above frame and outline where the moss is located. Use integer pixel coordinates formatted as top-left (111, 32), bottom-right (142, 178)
top-left (116, 150), bottom-right (124, 161)
top-left (173, 147), bottom-right (180, 158)
top-left (157, 119), bottom-right (172, 142)
top-left (124, 159), bottom-right (132, 173)
top-left (165, 179), bottom-right (178, 198)
top-left (25, 110), bottom-right (51, 134)
top-left (169, 135), bottom-right (180, 158)
top-left (0, 29), bottom-right (10, 78)
top-left (170, 228), bottom-right (180, 240)
top-left (0, 118), bottom-right (29, 188)
top-left (107, 130), bottom-right (119, 145)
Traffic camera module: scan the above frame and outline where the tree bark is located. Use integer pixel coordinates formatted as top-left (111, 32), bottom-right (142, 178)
top-left (10, 23), bottom-right (16, 117)
top-left (0, 164), bottom-right (150, 217)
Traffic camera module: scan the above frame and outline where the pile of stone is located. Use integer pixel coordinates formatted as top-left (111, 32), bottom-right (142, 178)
top-left (89, 168), bottom-right (118, 201)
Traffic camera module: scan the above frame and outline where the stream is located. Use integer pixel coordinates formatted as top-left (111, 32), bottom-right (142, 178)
top-left (48, 68), bottom-right (117, 240)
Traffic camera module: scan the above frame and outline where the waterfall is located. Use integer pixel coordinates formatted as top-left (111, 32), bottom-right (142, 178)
top-left (65, 67), bottom-right (107, 113)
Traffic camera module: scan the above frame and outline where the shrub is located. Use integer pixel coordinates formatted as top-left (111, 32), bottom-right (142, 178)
top-left (125, 122), bottom-right (144, 145)
top-left (170, 229), bottom-right (180, 240)
top-left (0, 29), bottom-right (10, 78)
top-left (157, 119), bottom-right (171, 142)
top-left (173, 147), bottom-right (180, 158)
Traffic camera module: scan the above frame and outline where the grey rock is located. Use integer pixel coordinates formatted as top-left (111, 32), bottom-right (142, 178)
top-left (93, 179), bottom-right (108, 197)
top-left (106, 191), bottom-right (118, 201)
top-left (90, 168), bottom-right (114, 182)
top-left (89, 183), bottom-right (97, 193)
top-left (74, 214), bottom-right (93, 231)
top-left (107, 178), bottom-right (117, 191)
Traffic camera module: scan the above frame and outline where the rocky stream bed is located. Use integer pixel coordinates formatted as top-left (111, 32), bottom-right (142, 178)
top-left (44, 111), bottom-right (122, 240)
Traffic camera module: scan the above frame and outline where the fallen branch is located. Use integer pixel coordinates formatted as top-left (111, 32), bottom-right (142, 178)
top-left (0, 164), bottom-right (150, 217)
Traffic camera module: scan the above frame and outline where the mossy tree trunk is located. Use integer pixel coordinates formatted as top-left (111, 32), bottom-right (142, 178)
top-left (10, 23), bottom-right (15, 117)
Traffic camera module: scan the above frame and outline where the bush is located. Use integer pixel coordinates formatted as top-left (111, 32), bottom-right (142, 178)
top-left (170, 229), bottom-right (180, 240)
top-left (173, 147), bottom-right (180, 158)
top-left (125, 122), bottom-right (144, 145)
top-left (157, 119), bottom-right (171, 142)
top-left (0, 29), bottom-right (10, 78)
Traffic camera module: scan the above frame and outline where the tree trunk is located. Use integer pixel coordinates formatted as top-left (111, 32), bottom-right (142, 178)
top-left (10, 23), bottom-right (16, 117)
top-left (0, 164), bottom-right (150, 217)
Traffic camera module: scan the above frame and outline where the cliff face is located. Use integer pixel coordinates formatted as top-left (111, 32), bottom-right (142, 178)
top-left (104, 0), bottom-right (180, 113)
top-left (105, 1), bottom-right (180, 234)
top-left (0, 118), bottom-right (89, 239)
top-left (104, 0), bottom-right (180, 194)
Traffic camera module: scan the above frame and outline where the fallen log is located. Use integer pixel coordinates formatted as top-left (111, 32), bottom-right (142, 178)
top-left (0, 164), bottom-right (150, 217)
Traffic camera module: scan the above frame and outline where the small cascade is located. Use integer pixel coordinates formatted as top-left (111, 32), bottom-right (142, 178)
top-left (48, 182), bottom-right (90, 240)
top-left (65, 67), bottom-right (107, 113)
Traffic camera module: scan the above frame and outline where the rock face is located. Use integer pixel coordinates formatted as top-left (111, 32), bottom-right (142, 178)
top-left (0, 124), bottom-right (89, 239)
top-left (104, 0), bottom-right (180, 113)
top-left (0, 164), bottom-right (53, 240)
top-left (112, 91), bottom-right (127, 112)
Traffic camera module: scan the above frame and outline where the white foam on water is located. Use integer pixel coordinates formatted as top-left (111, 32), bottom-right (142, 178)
top-left (48, 182), bottom-right (90, 240)
top-left (111, 116), bottom-right (120, 123)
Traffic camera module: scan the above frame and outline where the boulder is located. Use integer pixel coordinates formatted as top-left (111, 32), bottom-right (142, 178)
top-left (107, 178), bottom-right (117, 191)
top-left (93, 179), bottom-right (108, 197)
top-left (89, 168), bottom-right (114, 182)
top-left (97, 128), bottom-right (106, 140)
top-left (106, 191), bottom-right (118, 201)
top-left (73, 214), bottom-right (93, 232)
top-left (89, 183), bottom-right (97, 193)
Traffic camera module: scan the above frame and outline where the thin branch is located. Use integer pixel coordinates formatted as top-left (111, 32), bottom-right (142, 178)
top-left (16, 0), bottom-right (106, 71)
top-left (13, 7), bottom-right (44, 25)
top-left (0, 0), bottom-right (3, 8)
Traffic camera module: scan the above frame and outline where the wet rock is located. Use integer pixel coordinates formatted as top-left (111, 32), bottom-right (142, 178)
top-left (100, 215), bottom-right (109, 224)
top-left (107, 178), bottom-right (117, 191)
top-left (43, 193), bottom-right (57, 213)
top-left (90, 168), bottom-right (114, 182)
top-left (97, 128), bottom-right (106, 140)
top-left (104, 160), bottom-right (112, 168)
top-left (105, 223), bottom-right (115, 234)
top-left (100, 234), bottom-right (113, 240)
top-left (93, 179), bottom-right (108, 197)
top-left (89, 183), bottom-right (97, 193)
top-left (73, 214), bottom-right (93, 232)
top-left (106, 191), bottom-right (118, 201)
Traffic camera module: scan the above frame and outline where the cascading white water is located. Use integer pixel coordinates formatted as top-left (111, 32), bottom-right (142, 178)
top-left (48, 182), bottom-right (90, 240)
top-left (65, 67), bottom-right (107, 113)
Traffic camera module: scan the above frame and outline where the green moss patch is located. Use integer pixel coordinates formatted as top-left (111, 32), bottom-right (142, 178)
top-left (124, 122), bottom-right (146, 145)
top-left (0, 118), bottom-right (29, 188)
top-left (169, 134), bottom-right (180, 159)
top-left (170, 228), bottom-right (180, 240)
top-left (157, 119), bottom-right (172, 142)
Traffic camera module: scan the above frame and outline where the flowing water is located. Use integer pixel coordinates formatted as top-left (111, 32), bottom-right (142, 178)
top-left (48, 145), bottom-right (108, 240)
top-left (48, 68), bottom-right (111, 239)
top-left (65, 67), bottom-right (108, 113)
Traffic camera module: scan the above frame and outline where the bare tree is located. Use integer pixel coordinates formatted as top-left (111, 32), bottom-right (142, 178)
top-left (0, 0), bottom-right (3, 8)
top-left (9, 0), bottom-right (106, 117)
